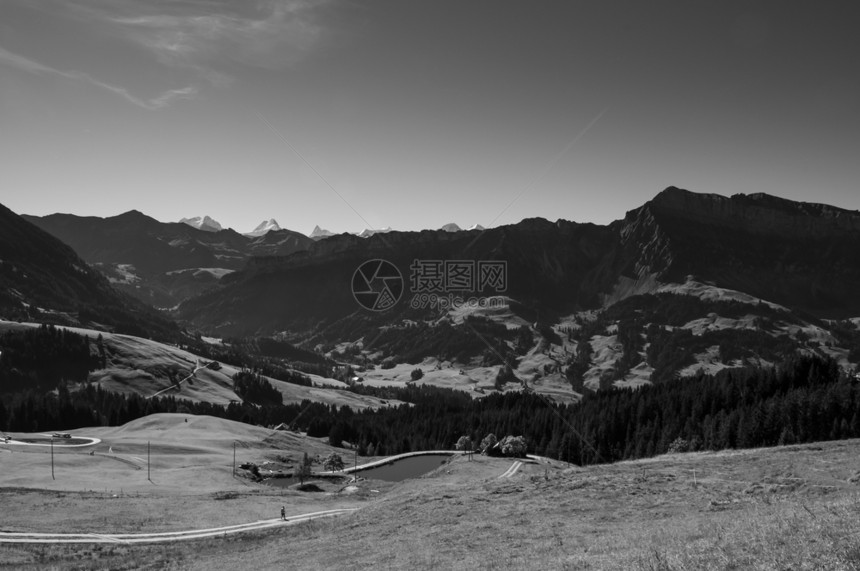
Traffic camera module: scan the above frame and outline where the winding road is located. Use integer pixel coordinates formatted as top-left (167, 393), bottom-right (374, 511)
top-left (0, 508), bottom-right (357, 544)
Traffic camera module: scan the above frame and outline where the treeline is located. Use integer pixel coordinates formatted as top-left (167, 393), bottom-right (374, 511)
top-left (0, 383), bottom-right (223, 433)
top-left (0, 324), bottom-right (102, 392)
top-left (0, 324), bottom-right (315, 395)
top-left (232, 371), bottom-right (283, 406)
top-left (297, 355), bottom-right (860, 463)
top-left (4, 351), bottom-right (860, 470)
top-left (554, 354), bottom-right (854, 464)
top-left (0, 382), bottom-right (311, 433)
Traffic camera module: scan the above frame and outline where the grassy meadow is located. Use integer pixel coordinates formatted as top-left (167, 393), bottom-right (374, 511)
top-left (3, 414), bottom-right (860, 569)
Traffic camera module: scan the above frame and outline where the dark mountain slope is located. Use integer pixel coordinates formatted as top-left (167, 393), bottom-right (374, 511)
top-left (0, 203), bottom-right (177, 339)
top-left (24, 210), bottom-right (244, 274)
top-left (177, 220), bottom-right (621, 337)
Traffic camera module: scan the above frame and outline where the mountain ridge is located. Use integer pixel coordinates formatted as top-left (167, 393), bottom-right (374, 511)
top-left (23, 211), bottom-right (315, 308)
top-left (169, 188), bottom-right (860, 391)
top-left (621, 187), bottom-right (860, 317)
top-left (648, 186), bottom-right (860, 237)
top-left (0, 204), bottom-right (177, 339)
top-left (12, 187), bottom-right (860, 389)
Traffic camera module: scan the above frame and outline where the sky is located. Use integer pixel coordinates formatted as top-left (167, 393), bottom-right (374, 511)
top-left (1, 1), bottom-right (858, 235)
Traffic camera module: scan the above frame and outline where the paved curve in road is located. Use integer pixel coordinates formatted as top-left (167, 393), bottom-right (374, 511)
top-left (2, 434), bottom-right (101, 448)
top-left (0, 508), bottom-right (357, 544)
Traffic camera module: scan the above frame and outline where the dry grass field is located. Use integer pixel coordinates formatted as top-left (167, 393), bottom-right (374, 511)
top-left (4, 414), bottom-right (860, 569)
top-left (0, 415), bottom-right (366, 529)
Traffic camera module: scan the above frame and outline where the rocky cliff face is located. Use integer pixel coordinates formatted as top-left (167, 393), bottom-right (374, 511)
top-left (616, 187), bottom-right (860, 317)
top-left (617, 199), bottom-right (675, 279)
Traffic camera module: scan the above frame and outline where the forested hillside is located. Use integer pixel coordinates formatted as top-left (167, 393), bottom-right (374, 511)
top-left (4, 346), bottom-right (858, 470)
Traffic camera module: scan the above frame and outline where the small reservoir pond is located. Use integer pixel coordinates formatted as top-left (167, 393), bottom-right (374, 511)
top-left (356, 454), bottom-right (451, 482)
top-left (262, 453), bottom-right (453, 487)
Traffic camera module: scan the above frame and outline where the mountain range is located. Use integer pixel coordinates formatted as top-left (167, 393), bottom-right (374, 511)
top-left (170, 187), bottom-right (860, 389)
top-left (175, 188), bottom-right (860, 330)
top-left (7, 187), bottom-right (860, 390)
top-left (181, 218), bottom-right (485, 239)
top-left (23, 210), bottom-right (314, 308)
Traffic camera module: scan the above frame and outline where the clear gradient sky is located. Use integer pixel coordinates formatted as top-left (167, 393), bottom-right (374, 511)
top-left (1, 1), bottom-right (858, 235)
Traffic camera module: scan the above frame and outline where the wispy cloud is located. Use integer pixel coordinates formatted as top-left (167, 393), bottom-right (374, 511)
top-left (0, 45), bottom-right (59, 75)
top-left (98, 0), bottom-right (328, 75)
top-left (0, 45), bottom-right (196, 110)
top-left (1, 0), bottom-right (329, 109)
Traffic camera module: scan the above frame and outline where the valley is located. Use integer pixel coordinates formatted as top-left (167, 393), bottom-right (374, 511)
top-left (4, 188), bottom-right (860, 568)
top-left (3, 0), bottom-right (859, 566)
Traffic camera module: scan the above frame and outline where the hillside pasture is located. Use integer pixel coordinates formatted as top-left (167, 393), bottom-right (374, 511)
top-left (0, 321), bottom-right (395, 410)
top-left (5, 431), bottom-right (860, 569)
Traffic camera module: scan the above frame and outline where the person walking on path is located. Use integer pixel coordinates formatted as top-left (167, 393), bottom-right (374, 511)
top-left (280, 506), bottom-right (286, 521)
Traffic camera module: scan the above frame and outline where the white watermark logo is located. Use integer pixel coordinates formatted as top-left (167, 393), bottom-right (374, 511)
top-left (351, 259), bottom-right (404, 311)
top-left (352, 258), bottom-right (507, 311)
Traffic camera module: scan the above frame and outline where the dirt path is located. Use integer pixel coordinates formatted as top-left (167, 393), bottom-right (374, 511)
top-left (498, 460), bottom-right (522, 478)
top-left (0, 508), bottom-right (357, 544)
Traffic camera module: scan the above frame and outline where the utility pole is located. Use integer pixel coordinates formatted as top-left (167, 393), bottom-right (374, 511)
top-left (51, 436), bottom-right (55, 480)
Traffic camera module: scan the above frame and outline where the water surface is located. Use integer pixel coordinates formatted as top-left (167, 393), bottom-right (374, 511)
top-left (356, 454), bottom-right (451, 482)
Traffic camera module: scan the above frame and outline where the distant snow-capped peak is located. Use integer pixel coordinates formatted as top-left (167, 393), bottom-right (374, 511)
top-left (180, 215), bottom-right (222, 232)
top-left (309, 225), bottom-right (335, 240)
top-left (245, 219), bottom-right (282, 237)
top-left (357, 227), bottom-right (392, 238)
top-left (441, 223), bottom-right (484, 232)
